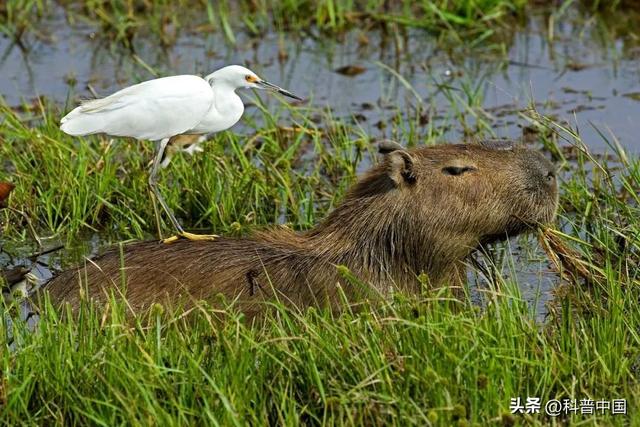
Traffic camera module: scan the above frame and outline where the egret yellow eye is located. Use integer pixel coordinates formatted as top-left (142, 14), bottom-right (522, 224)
top-left (245, 75), bottom-right (258, 83)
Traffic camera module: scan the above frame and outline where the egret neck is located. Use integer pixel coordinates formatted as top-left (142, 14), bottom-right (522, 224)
top-left (190, 75), bottom-right (245, 134)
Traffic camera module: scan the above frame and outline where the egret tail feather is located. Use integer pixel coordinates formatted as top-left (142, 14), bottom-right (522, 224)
top-left (60, 107), bottom-right (104, 136)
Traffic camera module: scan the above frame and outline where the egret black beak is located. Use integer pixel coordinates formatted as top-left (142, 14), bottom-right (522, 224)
top-left (257, 80), bottom-right (302, 101)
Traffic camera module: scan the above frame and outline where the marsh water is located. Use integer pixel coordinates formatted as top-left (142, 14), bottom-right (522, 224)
top-left (1, 4), bottom-right (639, 317)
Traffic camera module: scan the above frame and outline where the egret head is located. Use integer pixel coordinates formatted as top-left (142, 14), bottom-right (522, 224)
top-left (206, 65), bottom-right (302, 100)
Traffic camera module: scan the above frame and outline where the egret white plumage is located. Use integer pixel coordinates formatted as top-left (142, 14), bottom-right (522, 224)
top-left (60, 65), bottom-right (301, 242)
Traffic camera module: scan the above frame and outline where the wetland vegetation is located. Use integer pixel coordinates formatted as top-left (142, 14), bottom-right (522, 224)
top-left (1, 0), bottom-right (639, 425)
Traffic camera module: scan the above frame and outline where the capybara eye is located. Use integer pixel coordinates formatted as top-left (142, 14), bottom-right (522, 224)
top-left (442, 166), bottom-right (476, 176)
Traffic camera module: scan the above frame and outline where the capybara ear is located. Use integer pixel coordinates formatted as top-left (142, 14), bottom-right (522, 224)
top-left (387, 150), bottom-right (416, 186)
top-left (378, 140), bottom-right (404, 155)
top-left (478, 139), bottom-right (516, 151)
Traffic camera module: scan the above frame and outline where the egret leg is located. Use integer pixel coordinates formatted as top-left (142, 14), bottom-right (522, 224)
top-left (151, 190), bottom-right (164, 241)
top-left (149, 138), bottom-right (184, 233)
top-left (149, 138), bottom-right (218, 244)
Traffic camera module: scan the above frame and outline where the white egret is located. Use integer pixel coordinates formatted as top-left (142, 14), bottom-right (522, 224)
top-left (60, 65), bottom-right (302, 243)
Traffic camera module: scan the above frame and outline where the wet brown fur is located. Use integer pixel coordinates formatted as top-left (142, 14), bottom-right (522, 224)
top-left (44, 142), bottom-right (558, 316)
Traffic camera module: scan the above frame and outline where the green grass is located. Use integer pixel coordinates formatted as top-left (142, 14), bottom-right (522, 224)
top-left (2, 257), bottom-right (639, 425)
top-left (1, 2), bottom-right (640, 422)
top-left (0, 98), bottom-right (368, 241)
top-left (1, 90), bottom-right (639, 424)
top-left (2, 0), bottom-right (635, 49)
top-left (0, 0), bottom-right (608, 48)
top-left (2, 0), bottom-right (529, 42)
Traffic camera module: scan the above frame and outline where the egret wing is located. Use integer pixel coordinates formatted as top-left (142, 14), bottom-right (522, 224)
top-left (60, 75), bottom-right (214, 141)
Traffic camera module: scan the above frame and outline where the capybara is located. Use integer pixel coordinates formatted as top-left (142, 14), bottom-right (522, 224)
top-left (43, 141), bottom-right (558, 316)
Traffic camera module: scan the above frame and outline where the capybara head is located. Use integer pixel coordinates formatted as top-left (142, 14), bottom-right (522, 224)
top-left (44, 141), bottom-right (558, 316)
top-left (312, 140), bottom-right (558, 280)
top-left (355, 140), bottom-right (557, 232)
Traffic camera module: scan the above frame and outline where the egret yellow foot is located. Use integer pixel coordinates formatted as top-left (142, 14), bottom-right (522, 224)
top-left (162, 232), bottom-right (219, 244)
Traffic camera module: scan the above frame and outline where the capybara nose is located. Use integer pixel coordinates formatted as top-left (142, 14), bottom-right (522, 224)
top-left (541, 161), bottom-right (558, 190)
top-left (519, 150), bottom-right (557, 191)
top-left (545, 169), bottom-right (556, 185)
